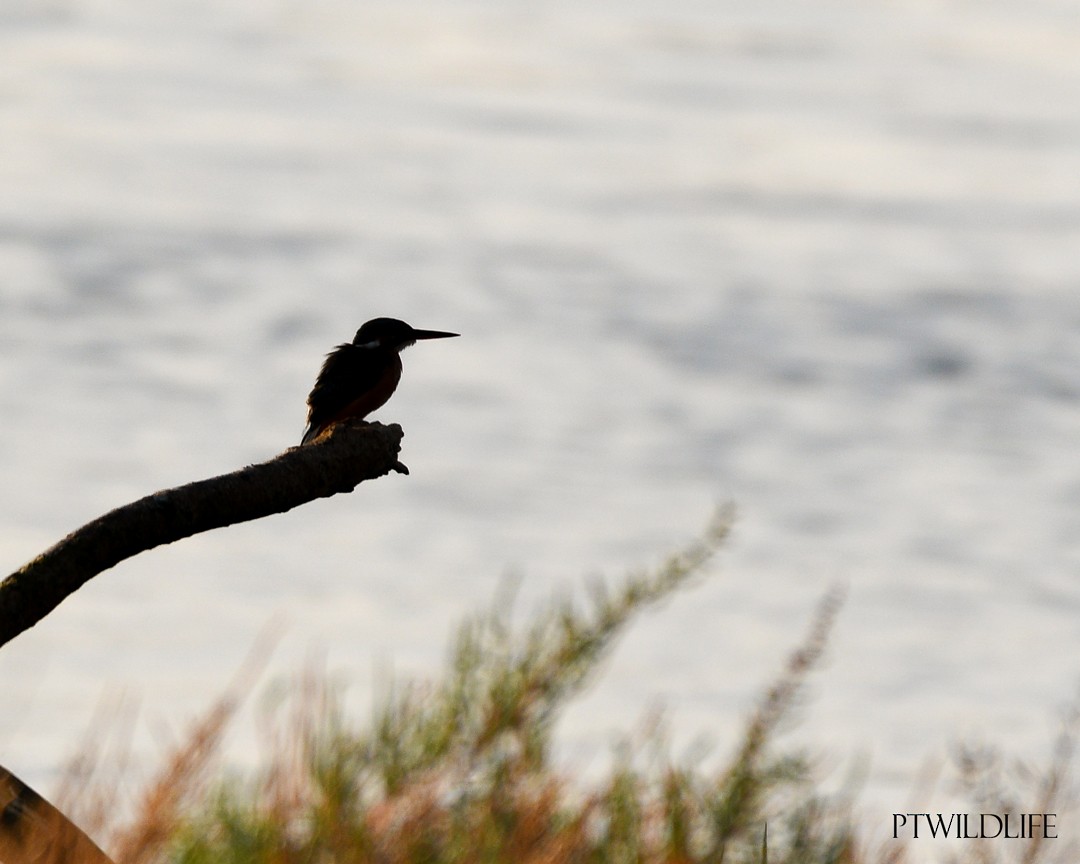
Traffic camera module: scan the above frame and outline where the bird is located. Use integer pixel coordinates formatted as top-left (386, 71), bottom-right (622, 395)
top-left (300, 317), bottom-right (459, 445)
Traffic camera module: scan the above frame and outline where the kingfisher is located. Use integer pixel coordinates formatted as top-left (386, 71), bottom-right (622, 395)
top-left (300, 317), bottom-right (459, 445)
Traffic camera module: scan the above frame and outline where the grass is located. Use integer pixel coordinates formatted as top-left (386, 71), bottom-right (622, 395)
top-left (50, 509), bottom-right (1078, 864)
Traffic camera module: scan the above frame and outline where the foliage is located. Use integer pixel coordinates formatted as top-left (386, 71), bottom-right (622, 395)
top-left (51, 510), bottom-right (1077, 864)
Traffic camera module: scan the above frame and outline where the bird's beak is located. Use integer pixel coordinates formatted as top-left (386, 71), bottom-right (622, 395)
top-left (410, 328), bottom-right (460, 340)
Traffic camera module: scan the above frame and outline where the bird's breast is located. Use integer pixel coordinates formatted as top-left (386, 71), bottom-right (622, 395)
top-left (335, 354), bottom-right (402, 422)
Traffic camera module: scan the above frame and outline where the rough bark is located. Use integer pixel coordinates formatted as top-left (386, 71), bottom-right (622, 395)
top-left (0, 421), bottom-right (406, 650)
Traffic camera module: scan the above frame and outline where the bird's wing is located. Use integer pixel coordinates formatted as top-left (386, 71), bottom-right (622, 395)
top-left (302, 343), bottom-right (383, 442)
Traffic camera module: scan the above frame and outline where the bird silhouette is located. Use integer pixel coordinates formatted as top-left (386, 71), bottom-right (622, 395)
top-left (301, 317), bottom-right (458, 445)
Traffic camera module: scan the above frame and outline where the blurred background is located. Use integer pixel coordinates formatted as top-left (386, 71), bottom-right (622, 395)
top-left (1, 0), bottom-right (1079, 843)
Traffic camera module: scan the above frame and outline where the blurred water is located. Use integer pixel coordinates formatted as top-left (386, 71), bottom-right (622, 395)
top-left (1, 0), bottom-right (1080, 852)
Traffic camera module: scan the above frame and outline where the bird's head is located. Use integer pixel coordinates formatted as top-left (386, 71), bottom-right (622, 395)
top-left (352, 318), bottom-right (459, 351)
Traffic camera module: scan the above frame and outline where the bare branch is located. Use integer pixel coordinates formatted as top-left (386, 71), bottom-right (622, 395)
top-left (0, 762), bottom-right (115, 864)
top-left (0, 421), bottom-right (406, 650)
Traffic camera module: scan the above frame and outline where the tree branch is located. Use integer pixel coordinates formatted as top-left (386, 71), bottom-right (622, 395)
top-left (1, 762), bottom-right (115, 864)
top-left (0, 421), bottom-right (406, 650)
